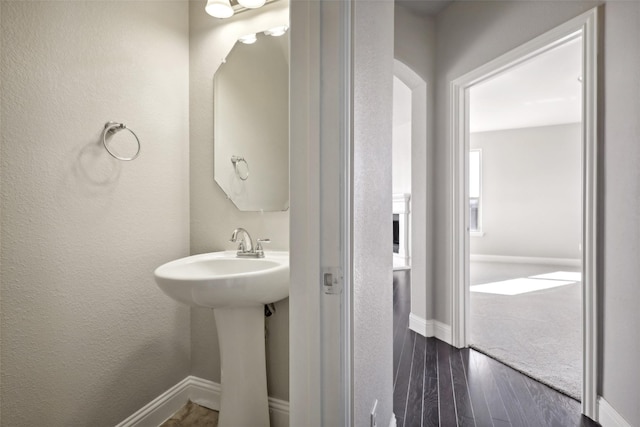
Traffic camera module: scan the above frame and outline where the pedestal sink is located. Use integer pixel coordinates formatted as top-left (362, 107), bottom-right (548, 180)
top-left (154, 250), bottom-right (289, 427)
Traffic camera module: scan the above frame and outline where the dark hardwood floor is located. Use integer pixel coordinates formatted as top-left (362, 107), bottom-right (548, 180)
top-left (392, 270), bottom-right (599, 427)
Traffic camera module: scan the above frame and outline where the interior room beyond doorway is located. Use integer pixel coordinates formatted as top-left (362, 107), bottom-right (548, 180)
top-left (467, 36), bottom-right (583, 400)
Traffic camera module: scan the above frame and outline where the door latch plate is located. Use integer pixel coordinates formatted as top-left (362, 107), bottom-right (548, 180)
top-left (323, 267), bottom-right (343, 295)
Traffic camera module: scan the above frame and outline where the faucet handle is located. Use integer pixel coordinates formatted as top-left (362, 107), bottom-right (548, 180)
top-left (255, 238), bottom-right (270, 256)
top-left (256, 238), bottom-right (270, 248)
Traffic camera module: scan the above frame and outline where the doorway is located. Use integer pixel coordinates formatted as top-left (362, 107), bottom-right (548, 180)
top-left (467, 35), bottom-right (583, 400)
top-left (392, 75), bottom-right (412, 272)
top-left (393, 60), bottom-right (429, 336)
top-left (449, 8), bottom-right (599, 418)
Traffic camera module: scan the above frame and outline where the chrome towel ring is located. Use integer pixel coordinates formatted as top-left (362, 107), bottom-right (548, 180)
top-left (231, 155), bottom-right (249, 181)
top-left (102, 121), bottom-right (141, 161)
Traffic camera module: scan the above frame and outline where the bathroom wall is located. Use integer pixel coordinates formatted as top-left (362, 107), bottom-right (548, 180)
top-left (188, 0), bottom-right (290, 401)
top-left (470, 124), bottom-right (582, 260)
top-left (394, 4), bottom-right (436, 324)
top-left (0, 2), bottom-right (190, 426)
top-left (434, 1), bottom-right (640, 424)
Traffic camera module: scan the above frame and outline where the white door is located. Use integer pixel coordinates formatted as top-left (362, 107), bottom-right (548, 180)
top-left (289, 1), bottom-right (352, 425)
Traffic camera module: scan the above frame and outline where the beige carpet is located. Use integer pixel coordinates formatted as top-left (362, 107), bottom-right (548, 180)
top-left (470, 262), bottom-right (582, 400)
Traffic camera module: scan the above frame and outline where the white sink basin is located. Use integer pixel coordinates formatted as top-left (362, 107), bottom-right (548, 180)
top-left (154, 249), bottom-right (289, 427)
top-left (154, 250), bottom-right (289, 308)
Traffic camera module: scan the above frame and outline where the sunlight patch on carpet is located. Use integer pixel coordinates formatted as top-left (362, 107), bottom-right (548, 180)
top-left (470, 278), bottom-right (576, 295)
top-left (530, 271), bottom-right (582, 282)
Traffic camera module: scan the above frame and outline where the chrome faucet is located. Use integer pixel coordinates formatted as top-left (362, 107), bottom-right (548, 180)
top-left (229, 228), bottom-right (269, 258)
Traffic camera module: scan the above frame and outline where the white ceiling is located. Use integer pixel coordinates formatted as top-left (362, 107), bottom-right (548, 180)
top-left (470, 37), bottom-right (582, 133)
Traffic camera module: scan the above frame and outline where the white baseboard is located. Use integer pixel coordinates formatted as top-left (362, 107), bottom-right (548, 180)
top-left (409, 313), bottom-right (428, 336)
top-left (408, 313), bottom-right (452, 345)
top-left (116, 376), bottom-right (289, 427)
top-left (470, 254), bottom-right (581, 267)
top-left (598, 397), bottom-right (632, 427)
top-left (185, 377), bottom-right (221, 411)
top-left (433, 321), bottom-right (452, 344)
top-left (267, 396), bottom-right (290, 427)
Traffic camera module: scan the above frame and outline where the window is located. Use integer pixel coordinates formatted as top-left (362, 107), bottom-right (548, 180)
top-left (469, 149), bottom-right (482, 234)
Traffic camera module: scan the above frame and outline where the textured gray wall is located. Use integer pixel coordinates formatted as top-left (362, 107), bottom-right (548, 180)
top-left (353, 0), bottom-right (394, 425)
top-left (0, 4), bottom-right (3, 423)
top-left (470, 124), bottom-right (582, 260)
top-left (394, 4), bottom-right (436, 323)
top-left (0, 2), bottom-right (191, 425)
top-left (600, 2), bottom-right (640, 424)
top-left (434, 2), bottom-right (640, 424)
top-left (188, 0), bottom-right (290, 400)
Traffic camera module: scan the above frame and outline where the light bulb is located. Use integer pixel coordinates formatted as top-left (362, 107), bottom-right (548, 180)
top-left (205, 0), bottom-right (234, 19)
top-left (237, 0), bottom-right (266, 9)
top-left (238, 33), bottom-right (257, 44)
top-left (264, 25), bottom-right (289, 37)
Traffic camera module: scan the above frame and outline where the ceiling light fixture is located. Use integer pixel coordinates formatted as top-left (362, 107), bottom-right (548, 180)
top-left (263, 25), bottom-right (289, 37)
top-left (205, 0), bottom-right (234, 18)
top-left (238, 33), bottom-right (257, 44)
top-left (237, 0), bottom-right (266, 8)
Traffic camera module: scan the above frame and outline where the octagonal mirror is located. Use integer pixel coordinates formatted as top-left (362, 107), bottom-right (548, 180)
top-left (213, 29), bottom-right (289, 211)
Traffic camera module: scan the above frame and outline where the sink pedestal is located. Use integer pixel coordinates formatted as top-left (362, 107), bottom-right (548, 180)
top-left (214, 306), bottom-right (270, 427)
top-left (153, 250), bottom-right (288, 426)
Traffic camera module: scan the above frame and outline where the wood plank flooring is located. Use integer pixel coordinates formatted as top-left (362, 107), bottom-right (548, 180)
top-left (392, 270), bottom-right (599, 427)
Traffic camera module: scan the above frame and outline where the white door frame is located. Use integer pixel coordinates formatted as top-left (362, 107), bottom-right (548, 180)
top-left (289, 0), bottom-right (353, 425)
top-left (449, 8), bottom-right (599, 420)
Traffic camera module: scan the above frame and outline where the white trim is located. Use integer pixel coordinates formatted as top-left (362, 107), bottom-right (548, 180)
top-left (268, 396), bottom-right (291, 427)
top-left (470, 254), bottom-right (581, 267)
top-left (392, 193), bottom-right (411, 214)
top-left (392, 251), bottom-right (411, 268)
top-left (289, 0), bottom-right (323, 425)
top-left (408, 313), bottom-right (452, 345)
top-left (598, 397), bottom-right (632, 427)
top-left (392, 193), bottom-right (411, 266)
top-left (389, 413), bottom-right (398, 427)
top-left (392, 262), bottom-right (411, 272)
top-left (449, 7), bottom-right (599, 419)
top-left (409, 313), bottom-right (428, 336)
top-left (580, 7), bottom-right (600, 420)
top-left (433, 321), bottom-right (452, 345)
top-left (115, 376), bottom-right (194, 427)
top-left (392, 193), bottom-right (411, 269)
top-left (115, 376), bottom-right (289, 427)
top-left (185, 377), bottom-right (221, 411)
top-left (394, 59), bottom-right (430, 349)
